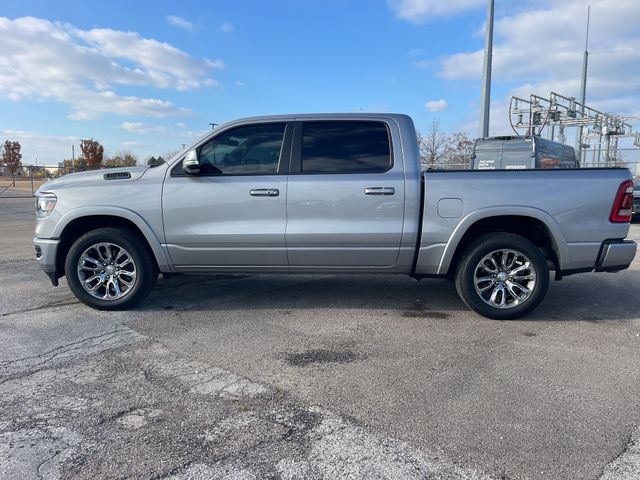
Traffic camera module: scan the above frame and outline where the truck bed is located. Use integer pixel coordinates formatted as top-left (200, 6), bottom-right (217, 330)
top-left (415, 168), bottom-right (634, 276)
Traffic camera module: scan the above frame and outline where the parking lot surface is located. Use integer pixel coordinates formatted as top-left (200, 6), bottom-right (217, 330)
top-left (1, 196), bottom-right (639, 480)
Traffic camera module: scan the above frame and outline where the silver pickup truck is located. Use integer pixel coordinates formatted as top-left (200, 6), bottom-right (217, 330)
top-left (33, 114), bottom-right (637, 319)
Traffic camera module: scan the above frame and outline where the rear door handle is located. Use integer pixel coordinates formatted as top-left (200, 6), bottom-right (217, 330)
top-left (250, 188), bottom-right (279, 197)
top-left (364, 187), bottom-right (395, 196)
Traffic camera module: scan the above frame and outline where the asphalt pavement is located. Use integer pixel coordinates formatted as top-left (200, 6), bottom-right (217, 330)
top-left (1, 196), bottom-right (639, 480)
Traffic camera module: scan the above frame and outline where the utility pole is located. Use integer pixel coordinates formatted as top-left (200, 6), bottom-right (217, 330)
top-left (479, 0), bottom-right (495, 139)
top-left (71, 144), bottom-right (75, 174)
top-left (209, 123), bottom-right (218, 130)
top-left (31, 157), bottom-right (35, 194)
top-left (576, 5), bottom-right (590, 165)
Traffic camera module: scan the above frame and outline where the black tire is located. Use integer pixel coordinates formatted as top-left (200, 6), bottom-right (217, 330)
top-left (64, 227), bottom-right (157, 310)
top-left (455, 233), bottom-right (549, 320)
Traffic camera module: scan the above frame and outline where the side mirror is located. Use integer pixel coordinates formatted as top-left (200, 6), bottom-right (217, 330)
top-left (182, 149), bottom-right (200, 174)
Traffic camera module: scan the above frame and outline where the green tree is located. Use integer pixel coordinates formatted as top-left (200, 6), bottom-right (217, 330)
top-left (2, 140), bottom-right (22, 186)
top-left (63, 157), bottom-right (88, 173)
top-left (105, 150), bottom-right (138, 168)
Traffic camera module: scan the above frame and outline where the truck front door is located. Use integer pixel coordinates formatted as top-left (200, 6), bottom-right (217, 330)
top-left (162, 122), bottom-right (292, 269)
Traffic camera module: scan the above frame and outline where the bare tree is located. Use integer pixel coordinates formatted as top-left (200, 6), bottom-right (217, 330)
top-left (611, 151), bottom-right (627, 168)
top-left (444, 132), bottom-right (474, 169)
top-left (418, 119), bottom-right (446, 169)
top-left (105, 150), bottom-right (138, 168)
top-left (2, 140), bottom-right (22, 186)
top-left (162, 149), bottom-right (180, 161)
top-left (79, 139), bottom-right (104, 168)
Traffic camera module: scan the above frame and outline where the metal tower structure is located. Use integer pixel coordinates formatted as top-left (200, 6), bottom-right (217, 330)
top-left (508, 91), bottom-right (638, 167)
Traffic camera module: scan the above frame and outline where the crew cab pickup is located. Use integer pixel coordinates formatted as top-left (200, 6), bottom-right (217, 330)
top-left (33, 114), bottom-right (637, 319)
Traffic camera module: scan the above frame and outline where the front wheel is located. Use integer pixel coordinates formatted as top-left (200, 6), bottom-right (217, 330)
top-left (64, 227), bottom-right (157, 310)
top-left (455, 233), bottom-right (549, 320)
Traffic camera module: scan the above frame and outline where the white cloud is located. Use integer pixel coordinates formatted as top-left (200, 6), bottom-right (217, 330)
top-left (166, 15), bottom-right (194, 31)
top-left (412, 59), bottom-right (433, 69)
top-left (0, 16), bottom-right (223, 120)
top-left (235, 80), bottom-right (247, 87)
top-left (436, 0), bottom-right (640, 135)
top-left (220, 22), bottom-right (235, 33)
top-left (388, 0), bottom-right (484, 22)
top-left (119, 121), bottom-right (206, 139)
top-left (0, 129), bottom-right (78, 165)
top-left (425, 99), bottom-right (448, 112)
top-left (74, 27), bottom-right (223, 90)
top-left (67, 93), bottom-right (190, 121)
top-left (120, 122), bottom-right (168, 135)
top-left (0, 125), bottom-right (207, 165)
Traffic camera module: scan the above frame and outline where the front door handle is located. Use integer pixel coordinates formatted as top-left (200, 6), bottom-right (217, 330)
top-left (364, 187), bottom-right (395, 196)
top-left (250, 188), bottom-right (279, 197)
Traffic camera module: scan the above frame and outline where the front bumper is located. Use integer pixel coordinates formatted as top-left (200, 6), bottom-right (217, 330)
top-left (33, 237), bottom-right (61, 286)
top-left (595, 240), bottom-right (637, 272)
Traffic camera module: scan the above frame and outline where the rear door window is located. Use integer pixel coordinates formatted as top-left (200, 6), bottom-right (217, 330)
top-left (301, 121), bottom-right (392, 174)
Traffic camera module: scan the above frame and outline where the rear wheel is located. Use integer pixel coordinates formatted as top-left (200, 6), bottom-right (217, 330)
top-left (64, 227), bottom-right (157, 310)
top-left (455, 233), bottom-right (549, 320)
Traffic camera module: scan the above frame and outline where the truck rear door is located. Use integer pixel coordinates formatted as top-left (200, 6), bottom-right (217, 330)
top-left (285, 119), bottom-right (405, 267)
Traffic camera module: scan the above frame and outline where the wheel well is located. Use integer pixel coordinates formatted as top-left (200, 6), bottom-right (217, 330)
top-left (447, 215), bottom-right (560, 278)
top-left (56, 216), bottom-right (159, 276)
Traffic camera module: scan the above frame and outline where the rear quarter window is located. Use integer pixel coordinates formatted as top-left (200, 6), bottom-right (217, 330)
top-left (301, 121), bottom-right (392, 174)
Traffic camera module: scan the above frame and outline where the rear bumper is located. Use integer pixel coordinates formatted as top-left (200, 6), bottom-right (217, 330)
top-left (33, 237), bottom-right (60, 286)
top-left (595, 240), bottom-right (637, 272)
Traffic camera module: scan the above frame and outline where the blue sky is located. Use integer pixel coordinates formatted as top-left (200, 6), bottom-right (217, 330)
top-left (1, 0), bottom-right (639, 164)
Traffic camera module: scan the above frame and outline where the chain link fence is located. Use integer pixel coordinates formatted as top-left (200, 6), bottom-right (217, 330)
top-left (0, 165), bottom-right (103, 198)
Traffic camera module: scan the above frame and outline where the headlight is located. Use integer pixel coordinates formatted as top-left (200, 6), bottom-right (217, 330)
top-left (35, 193), bottom-right (57, 218)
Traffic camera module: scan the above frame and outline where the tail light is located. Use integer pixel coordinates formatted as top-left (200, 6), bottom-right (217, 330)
top-left (610, 180), bottom-right (634, 223)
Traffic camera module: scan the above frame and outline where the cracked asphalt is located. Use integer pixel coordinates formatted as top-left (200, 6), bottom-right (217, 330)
top-left (1, 196), bottom-right (639, 480)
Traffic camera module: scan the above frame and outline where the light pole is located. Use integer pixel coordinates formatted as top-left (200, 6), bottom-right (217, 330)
top-left (576, 6), bottom-right (590, 165)
top-left (479, 0), bottom-right (495, 139)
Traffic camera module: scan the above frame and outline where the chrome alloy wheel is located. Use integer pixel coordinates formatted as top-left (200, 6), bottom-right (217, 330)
top-left (473, 249), bottom-right (537, 309)
top-left (77, 242), bottom-right (137, 300)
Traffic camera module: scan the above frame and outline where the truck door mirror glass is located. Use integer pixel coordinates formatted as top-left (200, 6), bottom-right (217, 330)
top-left (182, 149), bottom-right (200, 174)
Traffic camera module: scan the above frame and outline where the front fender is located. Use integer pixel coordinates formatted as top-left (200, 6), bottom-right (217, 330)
top-left (52, 206), bottom-right (173, 272)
